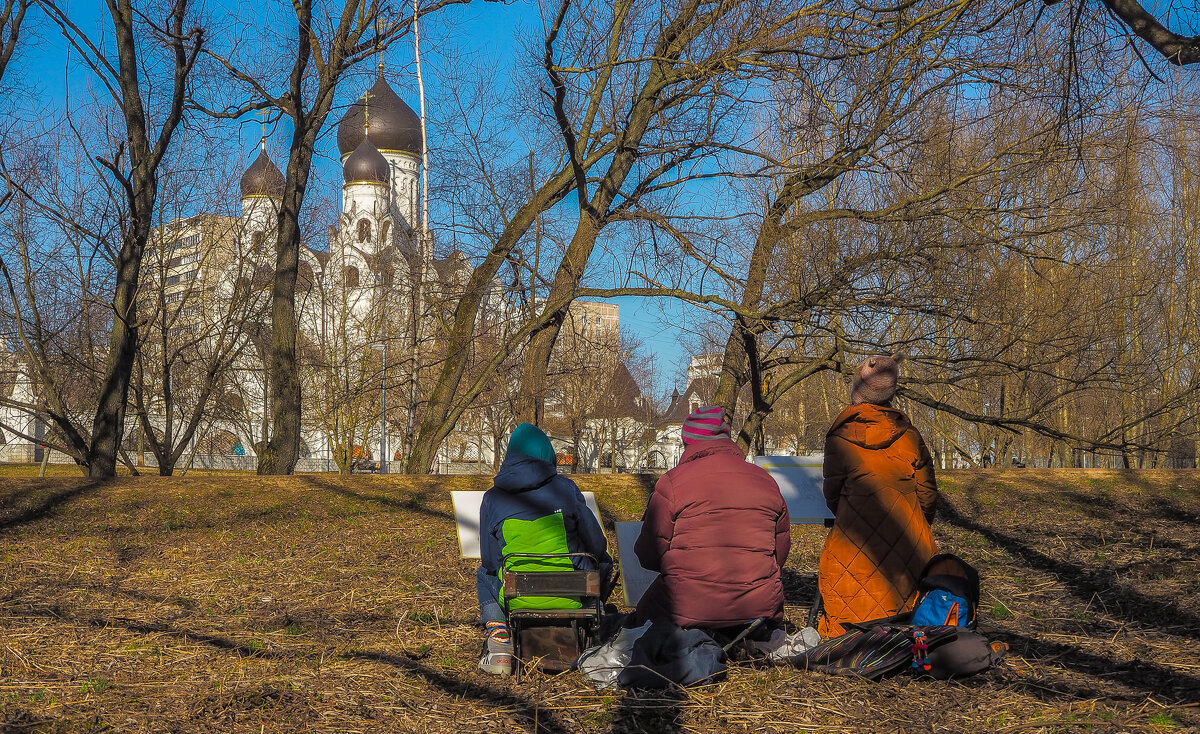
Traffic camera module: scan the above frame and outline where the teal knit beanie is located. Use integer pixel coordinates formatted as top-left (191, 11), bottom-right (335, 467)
top-left (506, 423), bottom-right (556, 464)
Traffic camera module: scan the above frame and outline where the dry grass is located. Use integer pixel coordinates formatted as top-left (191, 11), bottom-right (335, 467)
top-left (0, 468), bottom-right (1197, 733)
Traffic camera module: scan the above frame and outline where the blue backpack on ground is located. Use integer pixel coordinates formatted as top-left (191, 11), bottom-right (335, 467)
top-left (912, 554), bottom-right (980, 630)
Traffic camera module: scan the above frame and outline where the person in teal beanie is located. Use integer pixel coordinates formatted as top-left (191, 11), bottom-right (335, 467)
top-left (506, 422), bottom-right (558, 463)
top-left (475, 423), bottom-right (612, 675)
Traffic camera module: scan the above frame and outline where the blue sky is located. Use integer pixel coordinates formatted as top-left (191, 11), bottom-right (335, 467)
top-left (18, 0), bottom-right (703, 397)
top-left (25, 1), bottom-right (1200, 401)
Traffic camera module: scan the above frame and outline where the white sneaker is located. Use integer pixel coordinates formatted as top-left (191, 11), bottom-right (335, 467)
top-left (478, 631), bottom-right (514, 676)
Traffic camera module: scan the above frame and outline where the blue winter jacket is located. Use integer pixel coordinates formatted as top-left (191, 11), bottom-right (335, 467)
top-left (475, 453), bottom-right (612, 623)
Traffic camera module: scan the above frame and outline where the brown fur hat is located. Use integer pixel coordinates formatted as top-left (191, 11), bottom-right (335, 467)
top-left (850, 354), bottom-right (903, 405)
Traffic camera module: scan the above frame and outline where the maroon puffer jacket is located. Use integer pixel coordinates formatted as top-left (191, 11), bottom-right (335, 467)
top-left (633, 438), bottom-right (790, 628)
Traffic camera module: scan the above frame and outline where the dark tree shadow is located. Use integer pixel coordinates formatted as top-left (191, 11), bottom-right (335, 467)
top-left (591, 473), bottom-right (657, 533)
top-left (16, 603), bottom-right (579, 734)
top-left (630, 474), bottom-right (657, 502)
top-left (997, 628), bottom-right (1200, 705)
top-left (780, 566), bottom-right (819, 610)
top-left (294, 474), bottom-right (457, 523)
top-left (350, 649), bottom-right (578, 734)
top-left (607, 687), bottom-right (686, 734)
top-left (0, 480), bottom-right (104, 533)
top-left (939, 498), bottom-right (1200, 642)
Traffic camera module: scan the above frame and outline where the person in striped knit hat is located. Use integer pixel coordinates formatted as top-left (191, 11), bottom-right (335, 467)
top-left (679, 404), bottom-right (729, 443)
top-left (632, 405), bottom-right (790, 630)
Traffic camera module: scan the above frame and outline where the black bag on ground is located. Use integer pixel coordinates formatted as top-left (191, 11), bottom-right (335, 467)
top-left (924, 630), bottom-right (1009, 679)
top-left (616, 621), bottom-right (727, 689)
top-left (792, 624), bottom-right (959, 680)
top-left (912, 553), bottom-right (980, 630)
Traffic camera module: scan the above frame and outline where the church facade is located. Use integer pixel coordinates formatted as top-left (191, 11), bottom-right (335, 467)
top-left (0, 76), bottom-right (694, 474)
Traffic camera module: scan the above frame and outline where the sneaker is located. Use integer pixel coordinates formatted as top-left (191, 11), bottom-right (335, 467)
top-left (478, 630), bottom-right (514, 676)
top-left (747, 626), bottom-right (821, 664)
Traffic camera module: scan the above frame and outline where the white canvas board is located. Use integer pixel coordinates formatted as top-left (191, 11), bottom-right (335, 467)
top-left (754, 455), bottom-right (835, 524)
top-left (615, 521), bottom-right (658, 607)
top-left (451, 490), bottom-right (603, 559)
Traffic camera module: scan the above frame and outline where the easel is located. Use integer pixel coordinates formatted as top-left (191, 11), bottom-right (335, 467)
top-left (450, 490), bottom-right (603, 558)
top-left (615, 456), bottom-right (833, 612)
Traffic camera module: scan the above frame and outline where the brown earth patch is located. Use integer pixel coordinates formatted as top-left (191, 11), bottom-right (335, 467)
top-left (0, 469), bottom-right (1196, 732)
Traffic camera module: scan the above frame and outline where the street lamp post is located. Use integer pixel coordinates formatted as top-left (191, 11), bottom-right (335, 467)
top-left (371, 343), bottom-right (387, 474)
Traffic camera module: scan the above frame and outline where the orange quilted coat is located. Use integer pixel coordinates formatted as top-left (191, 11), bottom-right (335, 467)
top-left (817, 403), bottom-right (938, 637)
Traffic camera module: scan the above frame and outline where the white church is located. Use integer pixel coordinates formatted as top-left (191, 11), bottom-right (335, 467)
top-left (221, 74), bottom-right (503, 471)
top-left (0, 75), bottom-right (704, 474)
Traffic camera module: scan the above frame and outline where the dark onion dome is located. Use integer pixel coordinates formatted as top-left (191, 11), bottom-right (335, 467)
top-left (342, 137), bottom-right (390, 185)
top-left (337, 78), bottom-right (423, 157)
top-left (240, 149), bottom-right (285, 198)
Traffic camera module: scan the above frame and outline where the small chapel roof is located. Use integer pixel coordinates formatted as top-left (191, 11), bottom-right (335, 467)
top-left (660, 375), bottom-right (718, 426)
top-left (431, 250), bottom-right (470, 286)
top-left (240, 149), bottom-right (285, 199)
top-left (342, 137), bottom-right (391, 186)
top-left (594, 361), bottom-right (648, 420)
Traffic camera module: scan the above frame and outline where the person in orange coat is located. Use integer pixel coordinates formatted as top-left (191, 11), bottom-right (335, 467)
top-left (817, 355), bottom-right (939, 637)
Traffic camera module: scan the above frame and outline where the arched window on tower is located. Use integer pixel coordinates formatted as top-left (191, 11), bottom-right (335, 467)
top-left (251, 231), bottom-right (264, 248)
top-left (379, 220), bottom-right (390, 244)
top-left (343, 265), bottom-right (360, 288)
top-left (356, 219), bottom-right (370, 243)
top-left (297, 262), bottom-right (315, 292)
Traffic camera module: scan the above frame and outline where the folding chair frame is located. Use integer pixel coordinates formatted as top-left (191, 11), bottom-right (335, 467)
top-left (500, 551), bottom-right (603, 674)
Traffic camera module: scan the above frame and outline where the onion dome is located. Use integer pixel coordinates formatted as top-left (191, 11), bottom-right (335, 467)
top-left (240, 149), bottom-right (285, 198)
top-left (342, 137), bottom-right (390, 185)
top-left (337, 78), bottom-right (423, 157)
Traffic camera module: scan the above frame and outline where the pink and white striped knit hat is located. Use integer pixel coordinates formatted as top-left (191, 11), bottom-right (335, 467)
top-left (681, 405), bottom-right (731, 445)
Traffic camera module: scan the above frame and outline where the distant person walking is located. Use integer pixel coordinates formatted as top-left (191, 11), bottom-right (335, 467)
top-left (817, 355), bottom-right (939, 637)
top-left (633, 406), bottom-right (790, 630)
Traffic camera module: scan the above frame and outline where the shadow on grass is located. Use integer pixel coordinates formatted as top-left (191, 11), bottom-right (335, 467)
top-left (18, 603), bottom-right (581, 734)
top-left (293, 474), bottom-right (456, 523)
top-left (630, 474), bottom-right (656, 501)
top-left (780, 567), bottom-right (819, 609)
top-left (590, 473), bottom-right (656, 534)
top-left (999, 628), bottom-right (1200, 705)
top-left (607, 688), bottom-right (685, 734)
top-left (939, 496), bottom-right (1200, 642)
top-left (0, 480), bottom-right (105, 534)
top-left (953, 471), bottom-right (1200, 537)
top-left (349, 649), bottom-right (578, 734)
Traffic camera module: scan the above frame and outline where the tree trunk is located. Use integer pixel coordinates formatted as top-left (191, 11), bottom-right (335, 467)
top-left (258, 118), bottom-right (320, 474)
top-left (518, 214), bottom-right (600, 424)
top-left (37, 0), bottom-right (199, 478)
top-left (88, 4), bottom-right (178, 478)
top-left (404, 175), bottom-right (574, 473)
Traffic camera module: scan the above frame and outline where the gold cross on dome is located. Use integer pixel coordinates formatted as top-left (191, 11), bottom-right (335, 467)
top-left (257, 109), bottom-right (268, 151)
top-left (361, 89), bottom-right (375, 134)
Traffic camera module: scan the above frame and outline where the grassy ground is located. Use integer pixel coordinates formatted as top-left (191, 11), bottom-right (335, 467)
top-left (0, 468), bottom-right (1196, 733)
top-left (0, 463), bottom-right (264, 479)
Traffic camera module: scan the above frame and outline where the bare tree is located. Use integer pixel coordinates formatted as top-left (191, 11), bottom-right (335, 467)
top-left (0, 0), bottom-right (202, 478)
top-left (1076, 0), bottom-right (1200, 66)
top-left (0, 0), bottom-right (27, 88)
top-left (130, 163), bottom-right (270, 475)
top-left (405, 0), bottom-right (825, 471)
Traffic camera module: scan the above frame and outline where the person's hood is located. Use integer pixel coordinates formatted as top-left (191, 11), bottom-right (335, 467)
top-left (677, 435), bottom-right (744, 466)
top-left (493, 452), bottom-right (557, 493)
top-left (506, 422), bottom-right (557, 463)
top-left (828, 403), bottom-right (912, 450)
